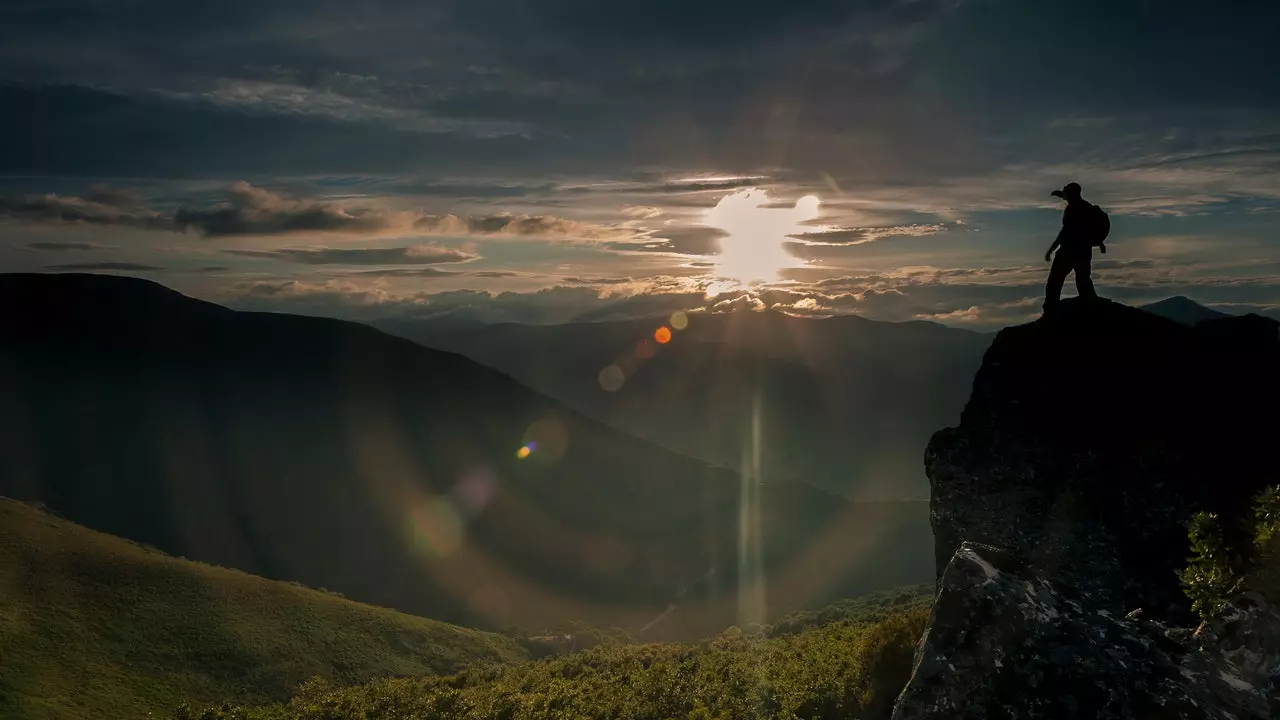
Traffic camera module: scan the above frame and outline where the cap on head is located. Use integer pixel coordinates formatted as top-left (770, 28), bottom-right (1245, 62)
top-left (1051, 182), bottom-right (1083, 200)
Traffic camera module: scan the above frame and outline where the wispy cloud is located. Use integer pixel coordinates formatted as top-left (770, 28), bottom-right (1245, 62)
top-left (224, 245), bottom-right (475, 265)
top-left (157, 81), bottom-right (532, 138)
top-left (413, 212), bottom-right (637, 240)
top-left (791, 223), bottom-right (949, 246)
top-left (0, 192), bottom-right (167, 230)
top-left (2, 181), bottom-right (643, 243)
top-left (46, 262), bottom-right (162, 271)
top-left (24, 241), bottom-right (106, 251)
top-left (174, 182), bottom-right (394, 237)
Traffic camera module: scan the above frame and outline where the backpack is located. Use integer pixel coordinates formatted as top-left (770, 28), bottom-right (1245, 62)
top-left (1085, 203), bottom-right (1111, 250)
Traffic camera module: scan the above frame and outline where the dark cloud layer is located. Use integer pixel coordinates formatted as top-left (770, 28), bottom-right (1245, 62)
top-left (2, 180), bottom-right (637, 242)
top-left (46, 262), bottom-right (162, 271)
top-left (224, 246), bottom-right (474, 265)
top-left (412, 212), bottom-right (632, 240)
top-left (0, 191), bottom-right (167, 229)
top-left (24, 241), bottom-right (103, 251)
top-left (3, 1), bottom-right (1274, 182)
top-left (174, 181), bottom-right (391, 237)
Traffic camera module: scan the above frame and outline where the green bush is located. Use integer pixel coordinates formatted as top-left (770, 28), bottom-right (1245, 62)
top-left (1249, 486), bottom-right (1280, 602)
top-left (173, 605), bottom-right (931, 720)
top-left (1179, 485), bottom-right (1280, 619)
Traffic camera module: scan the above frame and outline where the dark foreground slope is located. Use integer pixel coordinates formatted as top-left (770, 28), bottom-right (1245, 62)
top-left (0, 273), bottom-right (931, 640)
top-left (379, 311), bottom-right (991, 499)
top-left (0, 497), bottom-right (526, 720)
top-left (894, 299), bottom-right (1280, 719)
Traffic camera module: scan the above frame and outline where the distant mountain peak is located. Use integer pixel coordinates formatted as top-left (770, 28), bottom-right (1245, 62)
top-left (1140, 295), bottom-right (1229, 326)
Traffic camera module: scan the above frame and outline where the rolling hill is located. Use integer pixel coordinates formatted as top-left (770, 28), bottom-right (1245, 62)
top-left (0, 273), bottom-right (933, 641)
top-left (376, 311), bottom-right (993, 498)
top-left (0, 496), bottom-right (526, 720)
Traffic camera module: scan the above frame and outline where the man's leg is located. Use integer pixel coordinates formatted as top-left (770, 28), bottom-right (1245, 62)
top-left (1074, 248), bottom-right (1097, 299)
top-left (1044, 251), bottom-right (1072, 311)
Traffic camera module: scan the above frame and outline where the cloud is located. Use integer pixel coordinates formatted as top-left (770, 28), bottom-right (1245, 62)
top-left (912, 298), bottom-right (1042, 327)
top-left (223, 245), bottom-right (475, 265)
top-left (791, 223), bottom-right (948, 245)
top-left (46, 262), bottom-right (162, 271)
top-left (24, 241), bottom-right (105, 251)
top-left (159, 80), bottom-right (531, 138)
top-left (0, 192), bottom-right (168, 230)
top-left (635, 227), bottom-right (729, 255)
top-left (1, 180), bottom-right (645, 244)
top-left (622, 205), bottom-right (664, 219)
top-left (412, 212), bottom-right (636, 240)
top-left (174, 182), bottom-right (395, 237)
top-left (349, 268), bottom-right (459, 278)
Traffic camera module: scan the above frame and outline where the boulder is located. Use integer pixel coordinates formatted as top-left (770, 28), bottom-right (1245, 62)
top-left (893, 542), bottom-right (1280, 719)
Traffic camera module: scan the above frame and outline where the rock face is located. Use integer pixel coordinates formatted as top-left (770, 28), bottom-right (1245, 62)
top-left (897, 299), bottom-right (1280, 718)
top-left (894, 542), bottom-right (1280, 719)
top-left (926, 299), bottom-right (1280, 620)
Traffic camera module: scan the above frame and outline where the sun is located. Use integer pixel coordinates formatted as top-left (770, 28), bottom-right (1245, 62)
top-left (703, 189), bottom-right (822, 284)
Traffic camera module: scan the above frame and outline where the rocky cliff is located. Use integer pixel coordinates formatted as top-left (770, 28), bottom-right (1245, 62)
top-left (896, 299), bottom-right (1280, 718)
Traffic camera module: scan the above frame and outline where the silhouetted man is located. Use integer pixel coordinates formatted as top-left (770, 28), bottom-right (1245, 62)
top-left (1043, 182), bottom-right (1104, 312)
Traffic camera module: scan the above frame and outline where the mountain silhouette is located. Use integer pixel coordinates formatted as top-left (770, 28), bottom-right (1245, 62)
top-left (1140, 295), bottom-right (1230, 326)
top-left (0, 273), bottom-right (932, 639)
top-left (377, 311), bottom-right (991, 498)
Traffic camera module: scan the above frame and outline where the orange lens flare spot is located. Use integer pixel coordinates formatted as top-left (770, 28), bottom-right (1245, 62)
top-left (516, 445), bottom-right (532, 459)
top-left (654, 326), bottom-right (673, 344)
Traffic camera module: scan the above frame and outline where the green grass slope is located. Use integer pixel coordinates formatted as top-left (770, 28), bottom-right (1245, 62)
top-left (175, 592), bottom-right (932, 720)
top-left (0, 498), bottom-right (527, 720)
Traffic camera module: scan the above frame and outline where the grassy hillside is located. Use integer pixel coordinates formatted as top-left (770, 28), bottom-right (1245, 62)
top-left (174, 597), bottom-right (931, 720)
top-left (0, 498), bottom-right (527, 720)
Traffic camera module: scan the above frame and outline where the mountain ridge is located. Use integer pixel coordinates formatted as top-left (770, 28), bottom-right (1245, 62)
top-left (0, 272), bottom-right (933, 641)
top-left (377, 307), bottom-right (992, 498)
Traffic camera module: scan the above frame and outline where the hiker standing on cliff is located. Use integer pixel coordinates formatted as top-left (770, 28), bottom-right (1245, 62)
top-left (1043, 182), bottom-right (1110, 312)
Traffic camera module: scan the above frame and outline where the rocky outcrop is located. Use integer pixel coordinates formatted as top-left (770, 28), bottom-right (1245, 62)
top-left (897, 299), bottom-right (1280, 718)
top-left (926, 299), bottom-right (1280, 620)
top-left (894, 542), bottom-right (1280, 719)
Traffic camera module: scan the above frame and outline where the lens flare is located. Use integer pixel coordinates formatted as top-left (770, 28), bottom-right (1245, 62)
top-left (454, 467), bottom-right (497, 517)
top-left (598, 364), bottom-right (625, 392)
top-left (654, 326), bottom-right (672, 344)
top-left (408, 497), bottom-right (464, 557)
top-left (669, 311), bottom-right (689, 331)
top-left (523, 418), bottom-right (568, 462)
top-left (516, 445), bottom-right (532, 459)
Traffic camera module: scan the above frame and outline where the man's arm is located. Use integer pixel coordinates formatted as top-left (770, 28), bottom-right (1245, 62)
top-left (1045, 228), bottom-right (1064, 262)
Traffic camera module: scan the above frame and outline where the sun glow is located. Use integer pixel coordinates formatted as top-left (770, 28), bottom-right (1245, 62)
top-left (704, 189), bottom-right (822, 284)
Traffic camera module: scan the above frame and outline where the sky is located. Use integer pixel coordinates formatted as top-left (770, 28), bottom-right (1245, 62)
top-left (2, 0), bottom-right (1279, 329)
